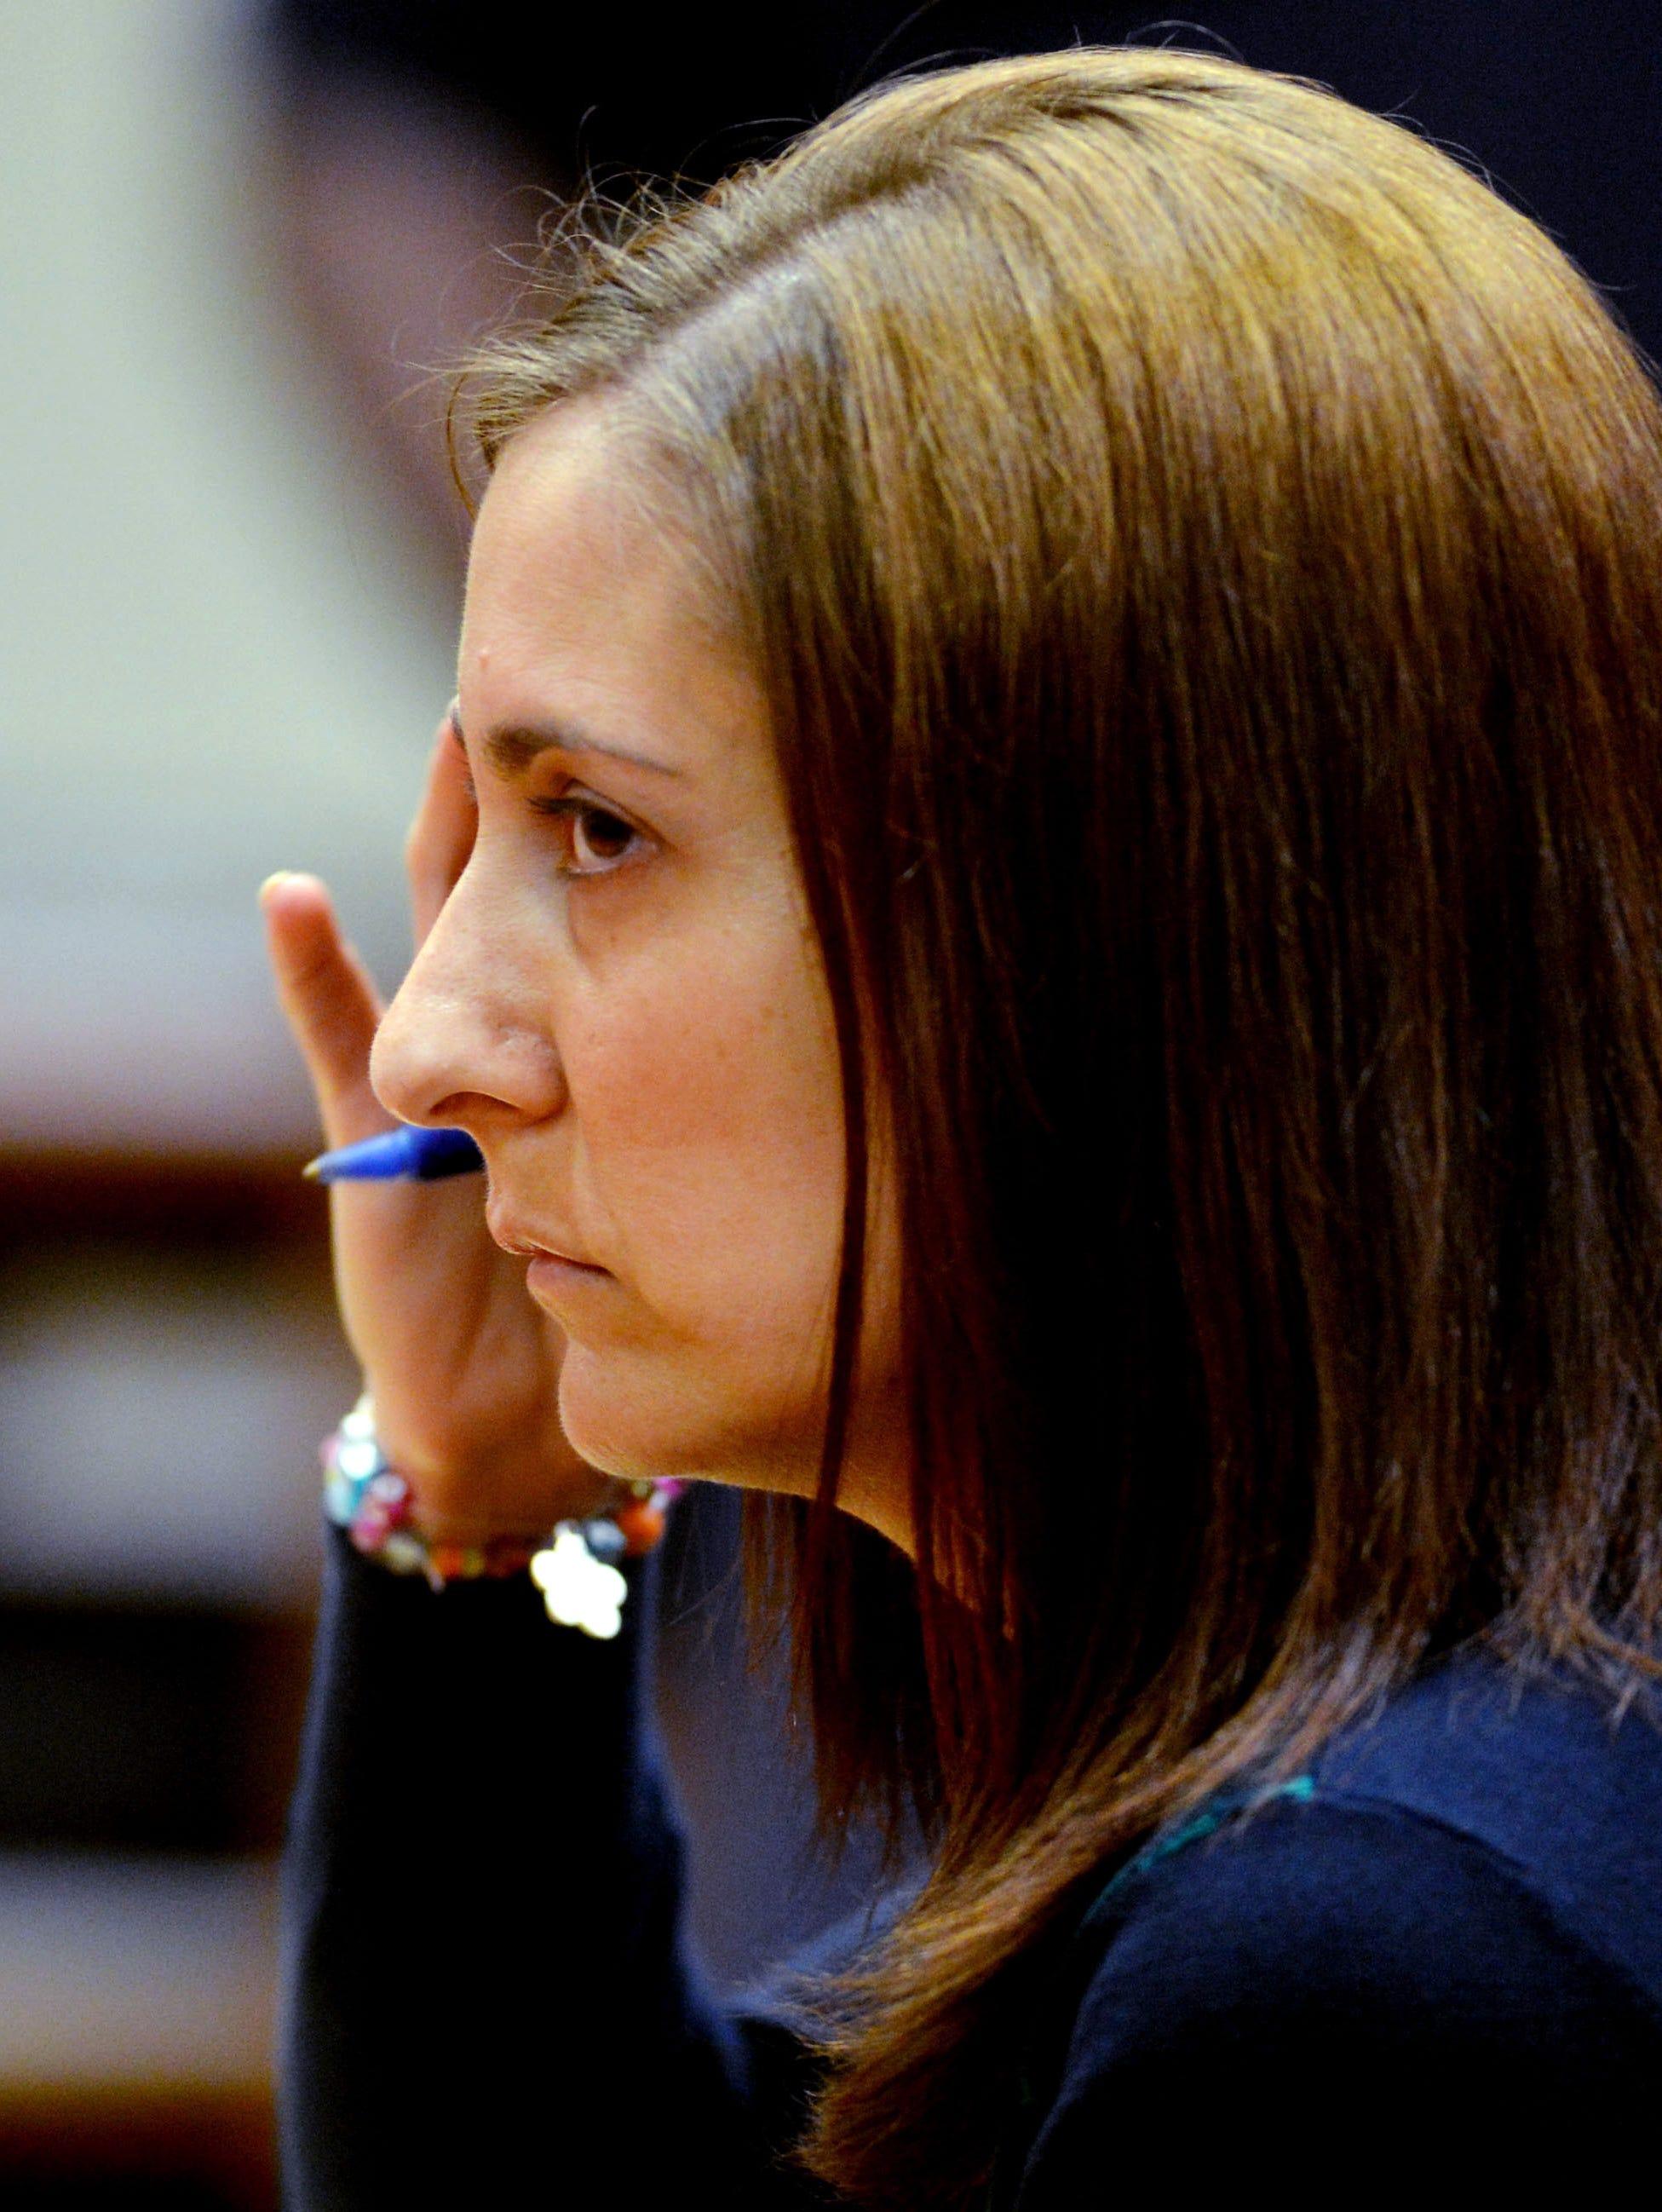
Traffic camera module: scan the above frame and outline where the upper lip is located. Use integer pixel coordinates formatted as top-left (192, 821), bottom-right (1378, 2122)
top-left (486, 1206), bottom-right (601, 1270)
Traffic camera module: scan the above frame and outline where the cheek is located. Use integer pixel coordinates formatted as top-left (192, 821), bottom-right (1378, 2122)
top-left (571, 939), bottom-right (846, 1314)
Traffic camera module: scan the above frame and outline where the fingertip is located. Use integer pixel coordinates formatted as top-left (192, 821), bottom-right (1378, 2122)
top-left (260, 870), bottom-right (329, 917)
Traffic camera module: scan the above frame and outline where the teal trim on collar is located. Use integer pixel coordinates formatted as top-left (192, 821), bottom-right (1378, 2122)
top-left (1077, 1772), bottom-right (1317, 1945)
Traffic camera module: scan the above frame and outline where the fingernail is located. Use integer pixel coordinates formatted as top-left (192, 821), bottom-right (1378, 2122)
top-left (259, 871), bottom-right (296, 902)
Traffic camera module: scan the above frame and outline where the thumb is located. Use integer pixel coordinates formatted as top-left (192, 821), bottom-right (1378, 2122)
top-left (260, 871), bottom-right (391, 1147)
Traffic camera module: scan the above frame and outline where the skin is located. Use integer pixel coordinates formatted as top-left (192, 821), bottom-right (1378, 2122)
top-left (262, 400), bottom-right (909, 1552)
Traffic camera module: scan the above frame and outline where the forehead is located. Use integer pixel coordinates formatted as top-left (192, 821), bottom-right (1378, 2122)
top-left (466, 407), bottom-right (690, 652)
top-left (459, 404), bottom-right (763, 766)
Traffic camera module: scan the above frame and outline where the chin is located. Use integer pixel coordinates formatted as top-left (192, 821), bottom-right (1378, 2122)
top-left (556, 1342), bottom-right (817, 1495)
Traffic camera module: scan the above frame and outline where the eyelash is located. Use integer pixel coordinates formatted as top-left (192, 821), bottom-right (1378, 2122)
top-left (528, 793), bottom-right (647, 878)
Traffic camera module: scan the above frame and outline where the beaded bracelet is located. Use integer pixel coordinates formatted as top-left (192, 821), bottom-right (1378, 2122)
top-left (321, 1395), bottom-right (681, 1639)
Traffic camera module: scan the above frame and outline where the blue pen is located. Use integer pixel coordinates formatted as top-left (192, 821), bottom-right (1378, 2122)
top-left (302, 1126), bottom-right (485, 1184)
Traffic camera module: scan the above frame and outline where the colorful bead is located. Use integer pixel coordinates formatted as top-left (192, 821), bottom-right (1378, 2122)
top-left (424, 1541), bottom-right (477, 1581)
top-left (614, 1500), bottom-right (668, 1557)
top-left (377, 1530), bottom-right (429, 1578)
top-left (582, 1518), bottom-right (629, 1564)
top-left (363, 1471), bottom-right (412, 1524)
top-left (333, 1436), bottom-right (381, 1483)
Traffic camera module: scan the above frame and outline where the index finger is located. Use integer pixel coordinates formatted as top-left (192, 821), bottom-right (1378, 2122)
top-left (406, 706), bottom-right (478, 948)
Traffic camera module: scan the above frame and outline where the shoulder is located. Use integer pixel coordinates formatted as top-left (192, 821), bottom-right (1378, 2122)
top-left (1011, 1655), bottom-right (1662, 2199)
top-left (1308, 1639), bottom-right (1662, 1994)
top-left (1067, 1789), bottom-right (1657, 2065)
top-left (1083, 1641), bottom-right (1662, 2034)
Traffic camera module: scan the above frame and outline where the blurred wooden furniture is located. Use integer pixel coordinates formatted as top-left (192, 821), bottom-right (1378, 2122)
top-left (0, 1152), bottom-right (341, 2208)
top-left (0, 1853), bottom-right (279, 2209)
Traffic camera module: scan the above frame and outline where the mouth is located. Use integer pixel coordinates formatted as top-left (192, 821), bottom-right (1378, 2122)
top-left (523, 1252), bottom-right (610, 1301)
top-left (486, 1205), bottom-right (608, 1275)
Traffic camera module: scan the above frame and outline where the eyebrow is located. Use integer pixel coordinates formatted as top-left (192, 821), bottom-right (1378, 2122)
top-left (448, 703), bottom-right (682, 780)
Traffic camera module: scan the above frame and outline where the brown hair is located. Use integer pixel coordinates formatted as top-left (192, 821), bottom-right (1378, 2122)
top-left (466, 47), bottom-right (1662, 2207)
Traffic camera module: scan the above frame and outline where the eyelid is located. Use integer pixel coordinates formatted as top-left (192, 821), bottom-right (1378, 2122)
top-left (530, 788), bottom-right (652, 879)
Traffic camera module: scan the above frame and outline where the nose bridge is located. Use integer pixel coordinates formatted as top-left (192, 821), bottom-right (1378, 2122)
top-left (370, 861), bottom-right (558, 1127)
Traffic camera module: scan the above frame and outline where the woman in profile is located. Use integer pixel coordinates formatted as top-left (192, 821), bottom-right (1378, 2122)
top-left (262, 46), bottom-right (1662, 2208)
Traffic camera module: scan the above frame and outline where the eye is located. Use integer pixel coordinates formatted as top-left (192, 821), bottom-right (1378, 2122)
top-left (531, 793), bottom-right (647, 878)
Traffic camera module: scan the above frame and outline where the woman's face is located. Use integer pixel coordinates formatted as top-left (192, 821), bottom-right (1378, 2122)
top-left (370, 402), bottom-right (906, 1544)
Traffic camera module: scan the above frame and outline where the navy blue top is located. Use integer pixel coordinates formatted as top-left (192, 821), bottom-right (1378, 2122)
top-left (279, 1528), bottom-right (1662, 2205)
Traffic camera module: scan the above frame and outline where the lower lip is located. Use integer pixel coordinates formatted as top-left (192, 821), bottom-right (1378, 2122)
top-left (526, 1253), bottom-right (609, 1294)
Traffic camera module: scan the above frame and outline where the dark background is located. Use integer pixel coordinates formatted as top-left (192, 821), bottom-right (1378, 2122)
top-left (272, 0), bottom-right (1661, 360)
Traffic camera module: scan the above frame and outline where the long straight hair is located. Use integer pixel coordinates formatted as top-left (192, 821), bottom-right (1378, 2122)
top-left (467, 48), bottom-right (1662, 2207)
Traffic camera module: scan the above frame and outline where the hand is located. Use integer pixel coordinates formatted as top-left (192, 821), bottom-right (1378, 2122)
top-left (261, 721), bottom-right (624, 1535)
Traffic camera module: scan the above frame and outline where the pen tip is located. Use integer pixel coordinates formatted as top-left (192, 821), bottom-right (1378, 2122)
top-left (302, 1157), bottom-right (324, 1182)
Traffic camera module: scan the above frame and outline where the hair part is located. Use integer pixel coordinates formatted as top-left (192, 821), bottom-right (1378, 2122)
top-left (464, 47), bottom-right (1662, 2208)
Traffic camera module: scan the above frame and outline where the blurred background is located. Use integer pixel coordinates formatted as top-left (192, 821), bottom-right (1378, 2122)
top-left (0, 2), bottom-right (1655, 2203)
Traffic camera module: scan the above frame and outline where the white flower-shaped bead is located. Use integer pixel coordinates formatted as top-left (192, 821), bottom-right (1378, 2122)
top-left (530, 1525), bottom-right (628, 1639)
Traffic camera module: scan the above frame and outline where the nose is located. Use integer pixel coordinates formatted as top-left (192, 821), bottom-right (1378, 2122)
top-left (370, 867), bottom-right (566, 1136)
